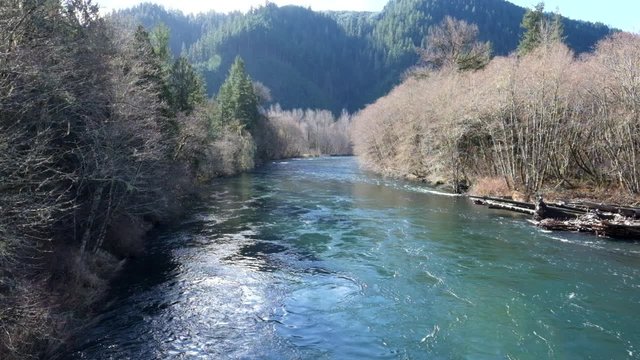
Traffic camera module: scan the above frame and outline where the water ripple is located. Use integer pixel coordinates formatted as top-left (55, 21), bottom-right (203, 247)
top-left (62, 158), bottom-right (640, 360)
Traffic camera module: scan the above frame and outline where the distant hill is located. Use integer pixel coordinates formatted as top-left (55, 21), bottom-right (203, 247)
top-left (112, 0), bottom-right (615, 113)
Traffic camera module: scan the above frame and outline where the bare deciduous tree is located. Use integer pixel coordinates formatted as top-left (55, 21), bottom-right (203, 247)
top-left (420, 16), bottom-right (492, 71)
top-left (354, 30), bottom-right (640, 199)
top-left (262, 106), bottom-right (353, 159)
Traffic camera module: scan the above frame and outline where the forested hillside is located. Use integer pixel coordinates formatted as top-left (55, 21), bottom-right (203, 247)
top-left (114, 0), bottom-right (615, 113)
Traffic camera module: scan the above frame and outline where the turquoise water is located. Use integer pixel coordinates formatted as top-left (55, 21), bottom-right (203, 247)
top-left (63, 157), bottom-right (640, 359)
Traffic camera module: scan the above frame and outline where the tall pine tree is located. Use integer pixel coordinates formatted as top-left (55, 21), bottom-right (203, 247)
top-left (168, 56), bottom-right (205, 115)
top-left (517, 3), bottom-right (564, 56)
top-left (517, 2), bottom-right (545, 55)
top-left (214, 56), bottom-right (259, 131)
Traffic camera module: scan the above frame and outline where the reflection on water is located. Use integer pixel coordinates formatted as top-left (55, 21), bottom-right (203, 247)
top-left (62, 157), bottom-right (640, 359)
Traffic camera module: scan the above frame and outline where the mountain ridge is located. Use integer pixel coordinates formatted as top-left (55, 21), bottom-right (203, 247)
top-left (112, 0), bottom-right (616, 113)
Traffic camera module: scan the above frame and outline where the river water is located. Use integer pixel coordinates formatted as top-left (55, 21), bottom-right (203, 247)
top-left (63, 157), bottom-right (640, 359)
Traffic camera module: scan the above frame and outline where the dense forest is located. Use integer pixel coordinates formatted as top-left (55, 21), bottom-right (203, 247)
top-left (114, 0), bottom-right (615, 114)
top-left (352, 7), bottom-right (640, 203)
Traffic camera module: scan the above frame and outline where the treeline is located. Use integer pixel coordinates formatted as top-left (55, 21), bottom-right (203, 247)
top-left (188, 3), bottom-right (380, 113)
top-left (353, 7), bottom-right (640, 200)
top-left (0, 1), bottom-right (204, 357)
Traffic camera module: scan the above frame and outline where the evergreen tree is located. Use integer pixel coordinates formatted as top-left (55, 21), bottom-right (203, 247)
top-left (517, 3), bottom-right (566, 56)
top-left (115, 1), bottom-right (614, 113)
top-left (150, 23), bottom-right (172, 70)
top-left (215, 56), bottom-right (259, 131)
top-left (517, 2), bottom-right (545, 55)
top-left (142, 24), bottom-right (206, 117)
top-left (168, 56), bottom-right (206, 114)
top-left (133, 26), bottom-right (170, 101)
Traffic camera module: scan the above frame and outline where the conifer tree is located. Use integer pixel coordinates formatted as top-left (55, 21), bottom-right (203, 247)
top-left (133, 26), bottom-right (170, 101)
top-left (168, 56), bottom-right (206, 115)
top-left (517, 2), bottom-right (545, 55)
top-left (517, 3), bottom-right (565, 56)
top-left (150, 23), bottom-right (172, 70)
top-left (215, 56), bottom-right (259, 131)
top-left (550, 11), bottom-right (565, 44)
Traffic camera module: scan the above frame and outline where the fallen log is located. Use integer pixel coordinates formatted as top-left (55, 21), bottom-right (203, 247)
top-left (469, 195), bottom-right (535, 209)
top-left (471, 195), bottom-right (582, 219)
top-left (484, 199), bottom-right (535, 215)
top-left (534, 196), bottom-right (579, 221)
top-left (537, 214), bottom-right (640, 240)
top-left (470, 194), bottom-right (640, 240)
top-left (545, 202), bottom-right (588, 215)
top-left (566, 201), bottom-right (640, 219)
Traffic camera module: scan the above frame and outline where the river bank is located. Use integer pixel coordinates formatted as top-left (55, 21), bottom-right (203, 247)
top-left (352, 35), bottom-right (640, 222)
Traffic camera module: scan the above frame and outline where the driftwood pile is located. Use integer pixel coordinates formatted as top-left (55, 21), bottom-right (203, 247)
top-left (471, 195), bottom-right (640, 240)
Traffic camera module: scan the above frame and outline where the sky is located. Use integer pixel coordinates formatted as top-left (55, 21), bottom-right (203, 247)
top-left (509, 0), bottom-right (638, 32)
top-left (97, 0), bottom-right (639, 33)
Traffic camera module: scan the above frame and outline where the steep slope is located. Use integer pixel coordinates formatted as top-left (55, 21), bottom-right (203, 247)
top-left (187, 4), bottom-right (381, 112)
top-left (112, 3), bottom-right (245, 56)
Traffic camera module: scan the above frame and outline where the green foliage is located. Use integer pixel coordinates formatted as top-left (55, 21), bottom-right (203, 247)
top-left (111, 3), bottom-right (232, 56)
top-left (0, 2), bottom-right (263, 357)
top-left (168, 56), bottom-right (206, 115)
top-left (214, 56), bottom-right (259, 131)
top-left (517, 2), bottom-right (545, 55)
top-left (150, 23), bottom-right (172, 69)
top-left (143, 24), bottom-right (206, 118)
top-left (517, 3), bottom-right (566, 55)
top-left (550, 11), bottom-right (565, 43)
top-left (188, 4), bottom-right (380, 113)
top-left (133, 25), bottom-right (163, 83)
top-left (132, 25), bottom-right (173, 118)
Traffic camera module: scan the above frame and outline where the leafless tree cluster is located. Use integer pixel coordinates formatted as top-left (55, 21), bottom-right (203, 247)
top-left (260, 105), bottom-right (353, 159)
top-left (354, 32), bottom-right (640, 199)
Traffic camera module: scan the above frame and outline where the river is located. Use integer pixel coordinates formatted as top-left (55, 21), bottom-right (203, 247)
top-left (62, 157), bottom-right (640, 359)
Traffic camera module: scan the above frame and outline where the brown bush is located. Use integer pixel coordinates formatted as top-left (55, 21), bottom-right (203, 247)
top-left (209, 129), bottom-right (256, 176)
top-left (469, 177), bottom-right (511, 198)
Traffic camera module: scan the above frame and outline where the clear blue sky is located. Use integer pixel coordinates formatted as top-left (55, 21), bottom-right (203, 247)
top-left (509, 0), bottom-right (638, 32)
top-left (98, 0), bottom-right (638, 32)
